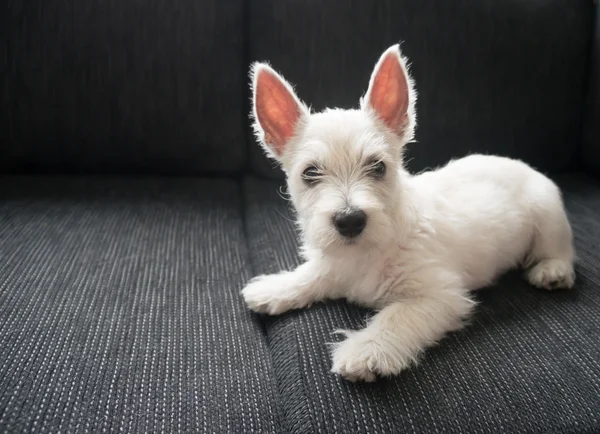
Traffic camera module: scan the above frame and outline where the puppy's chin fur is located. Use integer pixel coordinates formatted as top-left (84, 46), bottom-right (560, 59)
top-left (244, 44), bottom-right (576, 382)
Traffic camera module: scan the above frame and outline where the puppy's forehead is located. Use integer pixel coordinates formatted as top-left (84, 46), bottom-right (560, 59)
top-left (299, 109), bottom-right (387, 160)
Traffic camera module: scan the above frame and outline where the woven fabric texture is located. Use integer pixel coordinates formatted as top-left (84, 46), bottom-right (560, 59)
top-left (243, 175), bottom-right (600, 434)
top-left (0, 1), bottom-right (247, 175)
top-left (248, 0), bottom-right (593, 178)
top-left (0, 177), bottom-right (281, 433)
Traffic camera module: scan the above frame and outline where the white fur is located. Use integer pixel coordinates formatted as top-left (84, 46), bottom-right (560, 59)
top-left (243, 45), bottom-right (575, 382)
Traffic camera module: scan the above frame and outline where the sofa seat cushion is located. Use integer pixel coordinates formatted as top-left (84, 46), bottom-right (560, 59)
top-left (243, 174), bottom-right (600, 433)
top-left (0, 176), bottom-right (281, 432)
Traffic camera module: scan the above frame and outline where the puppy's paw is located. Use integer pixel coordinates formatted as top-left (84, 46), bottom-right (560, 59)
top-left (242, 273), bottom-right (301, 315)
top-left (527, 259), bottom-right (575, 290)
top-left (330, 331), bottom-right (413, 382)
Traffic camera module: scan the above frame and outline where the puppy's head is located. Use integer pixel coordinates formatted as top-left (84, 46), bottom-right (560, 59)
top-left (251, 45), bottom-right (416, 253)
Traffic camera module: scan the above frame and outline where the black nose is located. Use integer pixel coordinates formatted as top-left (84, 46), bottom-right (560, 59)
top-left (333, 208), bottom-right (367, 238)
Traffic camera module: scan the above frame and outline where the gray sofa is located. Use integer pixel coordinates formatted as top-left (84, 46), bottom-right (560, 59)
top-left (1, 1), bottom-right (599, 432)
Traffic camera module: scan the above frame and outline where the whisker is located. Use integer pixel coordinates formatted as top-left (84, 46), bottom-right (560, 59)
top-left (275, 209), bottom-right (297, 224)
top-left (277, 185), bottom-right (292, 201)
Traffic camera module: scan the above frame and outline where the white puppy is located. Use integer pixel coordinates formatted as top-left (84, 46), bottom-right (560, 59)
top-left (242, 44), bottom-right (575, 382)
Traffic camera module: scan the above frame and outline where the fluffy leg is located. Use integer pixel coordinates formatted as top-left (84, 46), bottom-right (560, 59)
top-left (242, 260), bottom-right (338, 315)
top-left (526, 179), bottom-right (575, 290)
top-left (331, 287), bottom-right (475, 382)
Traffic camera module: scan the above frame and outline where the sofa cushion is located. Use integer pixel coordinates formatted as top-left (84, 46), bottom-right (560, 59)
top-left (0, 1), bottom-right (246, 175)
top-left (243, 174), bottom-right (600, 433)
top-left (0, 177), bottom-right (281, 432)
top-left (248, 0), bottom-right (593, 178)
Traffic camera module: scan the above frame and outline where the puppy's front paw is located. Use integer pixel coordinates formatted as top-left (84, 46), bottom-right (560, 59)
top-left (330, 331), bottom-right (414, 382)
top-left (242, 273), bottom-right (300, 315)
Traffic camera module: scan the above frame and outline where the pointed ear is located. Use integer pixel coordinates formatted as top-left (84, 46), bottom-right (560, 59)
top-left (251, 63), bottom-right (309, 159)
top-left (362, 45), bottom-right (416, 142)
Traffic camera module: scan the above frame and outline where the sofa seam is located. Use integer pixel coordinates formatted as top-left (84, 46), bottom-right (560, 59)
top-left (238, 176), bottom-right (292, 433)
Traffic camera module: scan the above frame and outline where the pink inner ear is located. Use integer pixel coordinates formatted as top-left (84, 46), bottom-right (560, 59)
top-left (254, 69), bottom-right (302, 156)
top-left (368, 52), bottom-right (409, 132)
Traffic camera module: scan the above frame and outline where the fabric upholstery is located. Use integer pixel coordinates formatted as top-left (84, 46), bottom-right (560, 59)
top-left (582, 5), bottom-right (600, 175)
top-left (0, 177), bottom-right (282, 432)
top-left (0, 1), bottom-right (246, 175)
top-left (248, 0), bottom-right (593, 178)
top-left (243, 175), bottom-right (600, 434)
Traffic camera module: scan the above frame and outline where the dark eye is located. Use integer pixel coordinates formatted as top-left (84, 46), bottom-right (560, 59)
top-left (368, 161), bottom-right (386, 178)
top-left (302, 165), bottom-right (322, 185)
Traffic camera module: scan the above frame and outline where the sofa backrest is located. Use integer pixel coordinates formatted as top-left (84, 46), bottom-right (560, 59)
top-left (582, 5), bottom-right (600, 175)
top-left (0, 0), bottom-right (247, 175)
top-left (249, 0), bottom-right (595, 178)
top-left (1, 0), bottom-right (596, 177)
